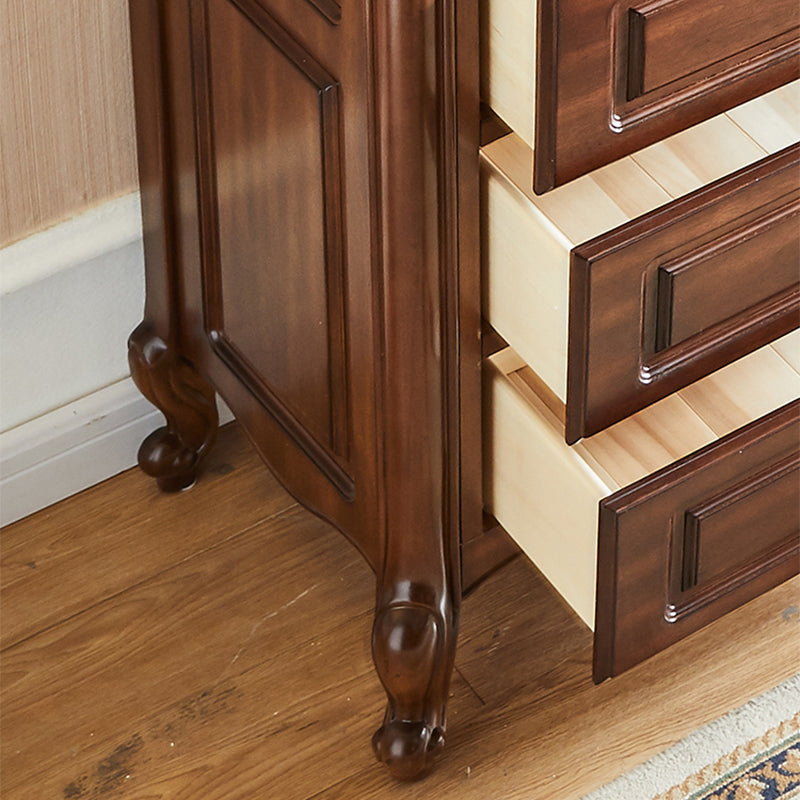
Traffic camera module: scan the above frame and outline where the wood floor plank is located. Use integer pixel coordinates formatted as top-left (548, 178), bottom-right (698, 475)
top-left (2, 423), bottom-right (797, 800)
top-left (0, 424), bottom-right (296, 649)
top-left (313, 571), bottom-right (800, 800)
top-left (8, 615), bottom-right (382, 800)
top-left (1, 504), bottom-right (373, 795)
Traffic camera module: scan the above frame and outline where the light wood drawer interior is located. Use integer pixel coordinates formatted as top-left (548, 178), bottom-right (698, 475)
top-left (481, 0), bottom-right (537, 148)
top-left (481, 81), bottom-right (800, 441)
top-left (484, 330), bottom-right (800, 677)
top-left (482, 0), bottom-right (800, 151)
top-left (481, 0), bottom-right (800, 189)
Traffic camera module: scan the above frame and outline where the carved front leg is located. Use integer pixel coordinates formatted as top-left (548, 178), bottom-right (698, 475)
top-left (367, 0), bottom-right (475, 780)
top-left (128, 321), bottom-right (218, 492)
top-left (371, 594), bottom-right (457, 780)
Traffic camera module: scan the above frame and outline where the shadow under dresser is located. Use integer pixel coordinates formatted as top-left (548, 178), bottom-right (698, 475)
top-left (126, 0), bottom-right (800, 780)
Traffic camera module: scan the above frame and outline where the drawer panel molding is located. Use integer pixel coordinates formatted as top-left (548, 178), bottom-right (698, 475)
top-left (485, 341), bottom-right (800, 682)
top-left (534, 0), bottom-right (799, 190)
top-left (569, 145), bottom-right (800, 443)
top-left (626, 0), bottom-right (799, 101)
top-left (595, 400), bottom-right (800, 681)
top-left (654, 200), bottom-right (800, 352)
top-left (482, 108), bottom-right (800, 443)
top-left (484, 338), bottom-right (800, 635)
top-left (681, 451), bottom-right (800, 593)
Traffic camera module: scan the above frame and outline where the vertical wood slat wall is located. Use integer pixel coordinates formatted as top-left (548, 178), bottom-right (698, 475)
top-left (0, 0), bottom-right (138, 247)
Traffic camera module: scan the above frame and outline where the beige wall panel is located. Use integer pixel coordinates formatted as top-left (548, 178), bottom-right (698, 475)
top-left (0, 0), bottom-right (138, 247)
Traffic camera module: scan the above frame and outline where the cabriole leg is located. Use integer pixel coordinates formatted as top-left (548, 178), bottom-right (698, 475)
top-left (128, 321), bottom-right (218, 492)
top-left (371, 588), bottom-right (458, 781)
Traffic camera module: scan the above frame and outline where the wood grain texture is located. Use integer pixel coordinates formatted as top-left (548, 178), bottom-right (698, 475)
top-left (0, 423), bottom-right (295, 652)
top-left (3, 425), bottom-right (798, 800)
top-left (569, 146), bottom-right (800, 443)
top-left (629, 114), bottom-right (766, 198)
top-left (627, 0), bottom-right (799, 98)
top-left (127, 0), bottom-right (481, 779)
top-left (484, 350), bottom-right (608, 628)
top-left (727, 81), bottom-right (800, 152)
top-left (481, 125), bottom-right (799, 443)
top-left (772, 328), bottom-right (800, 373)
top-left (595, 400), bottom-right (800, 681)
top-left (369, 1), bottom-right (481, 776)
top-left (486, 340), bottom-right (800, 644)
top-left (0, 0), bottom-right (138, 246)
top-left (479, 0), bottom-right (536, 146)
top-left (460, 516), bottom-right (521, 595)
top-left (189, 0), bottom-right (353, 496)
top-left (683, 452), bottom-right (799, 590)
top-left (534, 0), bottom-right (799, 190)
top-left (678, 345), bottom-right (800, 435)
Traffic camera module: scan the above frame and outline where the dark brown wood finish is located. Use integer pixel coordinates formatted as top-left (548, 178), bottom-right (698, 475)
top-left (535, 0), bottom-right (800, 191)
top-left (655, 200), bottom-right (800, 351)
top-left (566, 146), bottom-right (800, 444)
top-left (126, 0), bottom-right (798, 780)
top-left (128, 322), bottom-right (219, 491)
top-left (461, 513), bottom-right (521, 596)
top-left (127, 2), bottom-right (220, 492)
top-left (626, 0), bottom-right (798, 99)
top-left (6, 422), bottom-right (799, 799)
top-left (127, 0), bottom-right (480, 781)
top-left (369, 0), bottom-right (480, 780)
top-left (594, 400), bottom-right (800, 682)
top-left (682, 452), bottom-right (799, 591)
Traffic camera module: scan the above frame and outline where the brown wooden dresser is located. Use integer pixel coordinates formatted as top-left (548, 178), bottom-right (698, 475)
top-left (126, 0), bottom-right (800, 781)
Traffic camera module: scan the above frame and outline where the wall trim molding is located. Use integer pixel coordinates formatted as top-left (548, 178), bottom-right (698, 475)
top-left (1, 192), bottom-right (144, 296)
top-left (0, 378), bottom-right (234, 527)
top-left (1, 378), bottom-right (160, 526)
top-left (0, 192), bottom-right (231, 525)
top-left (1, 192), bottom-right (146, 431)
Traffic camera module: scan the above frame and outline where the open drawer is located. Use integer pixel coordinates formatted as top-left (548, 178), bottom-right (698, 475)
top-left (484, 333), bottom-right (800, 680)
top-left (482, 0), bottom-right (800, 190)
top-left (482, 83), bottom-right (800, 443)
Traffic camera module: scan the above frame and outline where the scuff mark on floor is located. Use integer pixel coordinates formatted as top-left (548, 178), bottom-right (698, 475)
top-left (62, 734), bottom-right (144, 798)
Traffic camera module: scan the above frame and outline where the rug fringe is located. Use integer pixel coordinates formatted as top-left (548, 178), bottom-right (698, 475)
top-left (655, 713), bottom-right (800, 800)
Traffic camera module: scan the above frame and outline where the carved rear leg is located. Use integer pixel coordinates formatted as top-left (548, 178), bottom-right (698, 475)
top-left (128, 321), bottom-right (218, 492)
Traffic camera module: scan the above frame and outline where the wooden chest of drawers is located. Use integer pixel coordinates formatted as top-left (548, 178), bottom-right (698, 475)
top-left (481, 0), bottom-right (800, 685)
top-left (126, 0), bottom-right (799, 780)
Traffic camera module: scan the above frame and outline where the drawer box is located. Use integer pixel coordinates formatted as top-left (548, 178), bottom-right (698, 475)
top-left (484, 337), bottom-right (800, 679)
top-left (482, 0), bottom-right (800, 190)
top-left (481, 90), bottom-right (800, 442)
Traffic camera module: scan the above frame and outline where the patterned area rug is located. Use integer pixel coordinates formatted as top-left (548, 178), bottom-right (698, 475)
top-left (582, 676), bottom-right (800, 800)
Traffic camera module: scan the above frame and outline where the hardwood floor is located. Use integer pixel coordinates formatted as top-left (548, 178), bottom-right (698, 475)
top-left (2, 423), bottom-right (798, 799)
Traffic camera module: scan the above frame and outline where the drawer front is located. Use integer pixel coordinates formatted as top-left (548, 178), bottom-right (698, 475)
top-left (568, 146), bottom-right (800, 444)
top-left (594, 400), bottom-right (800, 681)
top-left (627, 0), bottom-right (797, 99)
top-left (535, 0), bottom-right (800, 191)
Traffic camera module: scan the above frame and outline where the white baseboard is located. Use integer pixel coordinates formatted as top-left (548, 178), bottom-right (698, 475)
top-left (0, 379), bottom-right (160, 526)
top-left (0, 192), bottom-right (233, 526)
top-left (0, 378), bottom-right (234, 527)
top-left (0, 192), bottom-right (146, 431)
